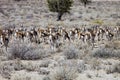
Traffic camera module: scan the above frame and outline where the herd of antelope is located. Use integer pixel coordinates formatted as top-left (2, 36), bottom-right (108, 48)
top-left (0, 25), bottom-right (120, 51)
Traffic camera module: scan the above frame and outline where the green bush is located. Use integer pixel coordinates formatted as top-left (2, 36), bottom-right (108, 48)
top-left (47, 0), bottom-right (73, 21)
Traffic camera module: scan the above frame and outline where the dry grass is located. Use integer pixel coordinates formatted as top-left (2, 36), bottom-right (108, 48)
top-left (105, 41), bottom-right (120, 49)
top-left (6, 41), bottom-right (48, 60)
top-left (77, 60), bottom-right (87, 73)
top-left (0, 59), bottom-right (23, 79)
top-left (63, 44), bottom-right (79, 59)
top-left (0, 61), bottom-right (12, 79)
top-left (10, 71), bottom-right (32, 80)
top-left (91, 47), bottom-right (120, 58)
top-left (106, 63), bottom-right (120, 74)
top-left (49, 66), bottom-right (78, 80)
top-left (23, 62), bottom-right (38, 72)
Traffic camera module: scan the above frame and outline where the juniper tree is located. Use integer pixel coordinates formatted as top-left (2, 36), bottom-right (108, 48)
top-left (47, 0), bottom-right (73, 21)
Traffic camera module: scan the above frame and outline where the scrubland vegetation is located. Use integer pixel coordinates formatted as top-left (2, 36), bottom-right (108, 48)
top-left (0, 0), bottom-right (120, 80)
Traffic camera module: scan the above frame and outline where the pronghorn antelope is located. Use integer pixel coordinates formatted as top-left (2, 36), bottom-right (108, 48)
top-left (37, 28), bottom-right (50, 43)
top-left (84, 32), bottom-right (91, 43)
top-left (26, 30), bottom-right (34, 42)
top-left (83, 28), bottom-right (96, 49)
top-left (74, 29), bottom-right (79, 40)
top-left (0, 34), bottom-right (9, 51)
top-left (37, 28), bottom-right (45, 39)
top-left (14, 29), bottom-right (26, 41)
top-left (7, 28), bottom-right (14, 39)
top-left (78, 32), bottom-right (85, 42)
top-left (73, 28), bottom-right (81, 40)
top-left (62, 29), bottom-right (70, 42)
top-left (69, 29), bottom-right (75, 41)
top-left (56, 27), bottom-right (70, 42)
top-left (0, 24), bottom-right (118, 51)
top-left (96, 27), bottom-right (105, 41)
top-left (87, 28), bottom-right (96, 43)
top-left (48, 33), bottom-right (61, 50)
top-left (2, 28), bottom-right (15, 40)
top-left (29, 28), bottom-right (38, 43)
top-left (105, 28), bottom-right (114, 41)
top-left (48, 26), bottom-right (55, 34)
top-left (114, 26), bottom-right (120, 39)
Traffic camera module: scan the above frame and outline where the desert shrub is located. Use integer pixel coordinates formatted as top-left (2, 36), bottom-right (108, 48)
top-left (6, 41), bottom-right (47, 60)
top-left (116, 22), bottom-right (120, 26)
top-left (87, 58), bottom-right (101, 70)
top-left (39, 60), bottom-right (50, 67)
top-left (23, 62), bottom-right (37, 72)
top-left (0, 49), bottom-right (4, 56)
top-left (13, 59), bottom-right (24, 71)
top-left (63, 45), bottom-right (79, 59)
top-left (23, 60), bottom-right (50, 72)
top-left (38, 68), bottom-right (50, 75)
top-left (92, 19), bottom-right (104, 25)
top-left (79, 0), bottom-right (91, 7)
top-left (49, 66), bottom-right (77, 80)
top-left (43, 76), bottom-right (51, 80)
top-left (0, 60), bottom-right (23, 79)
top-left (10, 71), bottom-right (31, 80)
top-left (0, 49), bottom-right (7, 61)
top-left (47, 0), bottom-right (73, 21)
top-left (111, 13), bottom-right (119, 19)
top-left (0, 62), bottom-right (13, 79)
top-left (106, 63), bottom-right (120, 74)
top-left (58, 59), bottom-right (87, 73)
top-left (77, 60), bottom-right (87, 73)
top-left (105, 41), bottom-right (120, 49)
top-left (86, 74), bottom-right (92, 78)
top-left (91, 47), bottom-right (120, 58)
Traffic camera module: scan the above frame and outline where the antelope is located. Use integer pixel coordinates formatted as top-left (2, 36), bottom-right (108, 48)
top-left (48, 26), bottom-right (55, 34)
top-left (0, 29), bottom-right (3, 36)
top-left (114, 26), bottom-right (120, 39)
top-left (0, 34), bottom-right (9, 51)
top-left (84, 28), bottom-right (96, 49)
top-left (96, 28), bottom-right (105, 41)
top-left (71, 27), bottom-right (80, 40)
top-left (105, 29), bottom-right (114, 41)
top-left (48, 32), bottom-right (61, 51)
top-left (14, 29), bottom-right (26, 41)
top-left (87, 28), bottom-right (96, 43)
top-left (31, 28), bottom-right (38, 39)
top-left (38, 28), bottom-right (50, 42)
top-left (2, 28), bottom-right (14, 40)
top-left (26, 30), bottom-right (34, 42)
top-left (48, 34), bottom-right (57, 51)
top-left (78, 32), bottom-right (85, 42)
top-left (62, 29), bottom-right (70, 42)
top-left (69, 30), bottom-right (75, 41)
top-left (37, 28), bottom-right (45, 39)
top-left (57, 27), bottom-right (70, 42)
top-left (84, 32), bottom-right (91, 44)
top-left (8, 28), bottom-right (15, 39)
